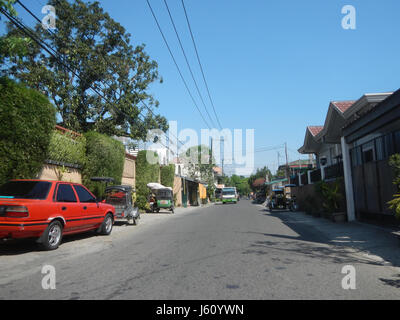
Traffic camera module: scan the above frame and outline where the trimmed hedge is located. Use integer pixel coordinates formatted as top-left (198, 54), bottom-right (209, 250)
top-left (160, 164), bottom-right (175, 189)
top-left (47, 130), bottom-right (86, 167)
top-left (82, 131), bottom-right (125, 198)
top-left (0, 77), bottom-right (56, 184)
top-left (135, 150), bottom-right (160, 211)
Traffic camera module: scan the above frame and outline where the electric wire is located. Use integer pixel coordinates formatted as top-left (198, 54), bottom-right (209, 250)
top-left (181, 0), bottom-right (223, 129)
top-left (145, 0), bottom-right (212, 130)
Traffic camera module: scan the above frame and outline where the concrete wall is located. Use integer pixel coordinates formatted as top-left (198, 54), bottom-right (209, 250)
top-left (121, 157), bottom-right (136, 188)
top-left (173, 176), bottom-right (182, 207)
top-left (38, 154), bottom-right (136, 188)
top-left (37, 164), bottom-right (82, 183)
top-left (291, 179), bottom-right (347, 214)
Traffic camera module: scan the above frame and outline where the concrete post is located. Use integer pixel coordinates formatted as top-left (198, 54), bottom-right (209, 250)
top-left (341, 136), bottom-right (356, 221)
top-left (307, 170), bottom-right (312, 184)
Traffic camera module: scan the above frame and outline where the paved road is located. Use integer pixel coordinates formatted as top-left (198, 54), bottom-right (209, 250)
top-left (1, 200), bottom-right (400, 299)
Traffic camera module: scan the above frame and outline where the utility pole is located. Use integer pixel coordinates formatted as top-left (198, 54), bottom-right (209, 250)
top-left (210, 137), bottom-right (213, 165)
top-left (284, 142), bottom-right (289, 181)
top-left (277, 151), bottom-right (280, 168)
top-left (212, 137), bottom-right (224, 176)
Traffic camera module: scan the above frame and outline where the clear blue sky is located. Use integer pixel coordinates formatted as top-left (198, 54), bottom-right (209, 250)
top-left (3, 0), bottom-right (400, 174)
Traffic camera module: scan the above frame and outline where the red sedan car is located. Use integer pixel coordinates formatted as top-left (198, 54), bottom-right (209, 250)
top-left (0, 179), bottom-right (115, 250)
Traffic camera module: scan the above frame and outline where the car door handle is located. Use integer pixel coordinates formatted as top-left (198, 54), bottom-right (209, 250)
top-left (62, 206), bottom-right (67, 211)
top-left (83, 206), bottom-right (87, 210)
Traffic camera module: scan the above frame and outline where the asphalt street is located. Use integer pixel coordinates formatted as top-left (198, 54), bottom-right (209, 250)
top-left (1, 200), bottom-right (400, 300)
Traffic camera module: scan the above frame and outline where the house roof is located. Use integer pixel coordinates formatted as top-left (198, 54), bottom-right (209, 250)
top-left (299, 93), bottom-right (393, 154)
top-left (298, 126), bottom-right (324, 154)
top-left (252, 178), bottom-right (266, 187)
top-left (213, 166), bottom-right (222, 175)
top-left (343, 89), bottom-right (400, 143)
top-left (308, 126), bottom-right (324, 137)
top-left (331, 100), bottom-right (356, 113)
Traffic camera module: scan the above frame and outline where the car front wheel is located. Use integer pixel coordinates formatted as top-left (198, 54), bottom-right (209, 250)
top-left (98, 213), bottom-right (113, 235)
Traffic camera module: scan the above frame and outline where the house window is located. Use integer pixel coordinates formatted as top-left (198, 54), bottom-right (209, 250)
top-left (363, 149), bottom-right (374, 163)
top-left (350, 146), bottom-right (362, 167)
top-left (384, 133), bottom-right (395, 158)
top-left (394, 131), bottom-right (400, 153)
top-left (376, 137), bottom-right (384, 161)
top-left (362, 141), bottom-right (375, 163)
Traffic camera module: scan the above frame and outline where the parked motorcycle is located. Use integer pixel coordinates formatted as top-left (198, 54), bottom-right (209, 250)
top-left (289, 197), bottom-right (298, 212)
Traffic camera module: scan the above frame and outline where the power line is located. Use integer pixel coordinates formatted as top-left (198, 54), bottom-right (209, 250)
top-left (181, 0), bottom-right (223, 130)
top-left (26, 0), bottom-right (190, 159)
top-left (47, 0), bottom-right (177, 153)
top-left (146, 0), bottom-right (212, 130)
top-left (1, 4), bottom-right (176, 156)
top-left (163, 0), bottom-right (216, 128)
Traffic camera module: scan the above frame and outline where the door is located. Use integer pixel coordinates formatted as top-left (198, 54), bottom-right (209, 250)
top-left (73, 185), bottom-right (104, 228)
top-left (55, 183), bottom-right (83, 232)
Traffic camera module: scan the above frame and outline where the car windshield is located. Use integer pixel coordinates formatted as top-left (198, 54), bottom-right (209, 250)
top-left (0, 181), bottom-right (52, 200)
top-left (104, 189), bottom-right (127, 205)
top-left (156, 189), bottom-right (172, 200)
top-left (223, 189), bottom-right (236, 195)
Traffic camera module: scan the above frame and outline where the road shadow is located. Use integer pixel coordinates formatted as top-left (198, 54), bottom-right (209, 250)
top-left (144, 211), bottom-right (175, 215)
top-left (245, 209), bottom-right (400, 268)
top-left (0, 230), bottom-right (102, 256)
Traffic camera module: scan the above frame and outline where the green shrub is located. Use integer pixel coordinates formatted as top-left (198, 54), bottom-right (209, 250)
top-left (388, 154), bottom-right (400, 218)
top-left (315, 179), bottom-right (343, 214)
top-left (47, 130), bottom-right (86, 167)
top-left (160, 164), bottom-right (175, 188)
top-left (135, 150), bottom-right (160, 211)
top-left (0, 77), bottom-right (56, 184)
top-left (82, 131), bottom-right (125, 198)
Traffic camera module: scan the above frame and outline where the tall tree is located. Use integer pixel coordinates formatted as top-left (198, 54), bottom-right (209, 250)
top-left (181, 145), bottom-right (215, 183)
top-left (248, 166), bottom-right (272, 192)
top-left (0, 0), bottom-right (32, 62)
top-left (2, 0), bottom-right (167, 140)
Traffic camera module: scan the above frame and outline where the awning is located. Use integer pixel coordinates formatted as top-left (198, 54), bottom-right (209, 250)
top-left (264, 178), bottom-right (288, 186)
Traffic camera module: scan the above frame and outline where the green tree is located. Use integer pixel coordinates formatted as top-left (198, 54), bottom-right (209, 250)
top-left (0, 0), bottom-right (32, 62)
top-left (248, 166), bottom-right (272, 192)
top-left (181, 145), bottom-right (215, 183)
top-left (181, 145), bottom-right (216, 200)
top-left (229, 174), bottom-right (251, 195)
top-left (3, 0), bottom-right (167, 140)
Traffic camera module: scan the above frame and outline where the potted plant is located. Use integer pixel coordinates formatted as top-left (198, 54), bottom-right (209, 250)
top-left (388, 154), bottom-right (400, 220)
top-left (318, 180), bottom-right (346, 222)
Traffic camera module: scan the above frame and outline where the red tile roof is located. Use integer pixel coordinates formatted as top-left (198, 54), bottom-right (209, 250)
top-left (331, 100), bottom-right (356, 113)
top-left (252, 178), bottom-right (266, 187)
top-left (308, 126), bottom-right (324, 137)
